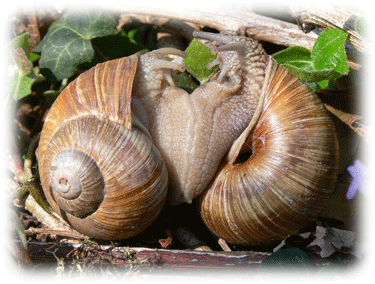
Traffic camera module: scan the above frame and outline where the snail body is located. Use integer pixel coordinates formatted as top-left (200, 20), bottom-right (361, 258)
top-left (37, 31), bottom-right (338, 243)
top-left (135, 35), bottom-right (268, 205)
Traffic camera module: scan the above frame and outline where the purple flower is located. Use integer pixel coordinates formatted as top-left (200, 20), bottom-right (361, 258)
top-left (347, 159), bottom-right (369, 199)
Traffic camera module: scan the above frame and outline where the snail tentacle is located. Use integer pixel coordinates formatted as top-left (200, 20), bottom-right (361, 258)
top-left (193, 30), bottom-right (234, 44)
top-left (152, 47), bottom-right (187, 59)
top-left (133, 49), bottom-right (186, 98)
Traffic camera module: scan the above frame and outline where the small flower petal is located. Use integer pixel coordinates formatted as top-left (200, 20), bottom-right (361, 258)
top-left (346, 159), bottom-right (369, 199)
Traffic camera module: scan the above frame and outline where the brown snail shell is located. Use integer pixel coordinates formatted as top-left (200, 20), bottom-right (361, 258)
top-left (37, 55), bottom-right (169, 240)
top-left (199, 56), bottom-right (339, 245)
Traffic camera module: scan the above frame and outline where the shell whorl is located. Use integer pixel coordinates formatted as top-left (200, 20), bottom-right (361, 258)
top-left (37, 55), bottom-right (168, 240)
top-left (49, 149), bottom-right (105, 218)
top-left (50, 150), bottom-right (88, 201)
top-left (199, 57), bottom-right (339, 245)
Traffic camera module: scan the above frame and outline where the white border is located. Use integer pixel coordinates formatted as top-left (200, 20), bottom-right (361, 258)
top-left (1, 0), bottom-right (373, 282)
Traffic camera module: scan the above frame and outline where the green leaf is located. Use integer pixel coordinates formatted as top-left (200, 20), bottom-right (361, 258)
top-left (259, 247), bottom-right (312, 272)
top-left (11, 32), bottom-right (31, 56)
top-left (28, 52), bottom-right (41, 63)
top-left (184, 38), bottom-right (220, 84)
top-left (175, 72), bottom-right (199, 92)
top-left (281, 63), bottom-right (335, 82)
top-left (272, 46), bottom-right (311, 65)
top-left (311, 28), bottom-right (349, 75)
top-left (87, 27), bottom-right (151, 62)
top-left (273, 28), bottom-right (349, 91)
top-left (35, 9), bottom-right (118, 81)
top-left (122, 28), bottom-right (143, 46)
top-left (10, 70), bottom-right (36, 99)
top-left (8, 33), bottom-right (39, 100)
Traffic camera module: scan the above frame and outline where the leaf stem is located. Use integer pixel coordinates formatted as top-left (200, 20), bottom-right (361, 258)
top-left (21, 133), bottom-right (59, 218)
top-left (23, 133), bottom-right (40, 182)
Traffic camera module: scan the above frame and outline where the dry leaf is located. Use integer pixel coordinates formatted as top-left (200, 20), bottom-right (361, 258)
top-left (307, 226), bottom-right (356, 258)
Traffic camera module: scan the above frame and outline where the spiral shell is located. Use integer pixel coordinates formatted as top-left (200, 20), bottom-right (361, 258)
top-left (37, 55), bottom-right (168, 240)
top-left (199, 57), bottom-right (339, 245)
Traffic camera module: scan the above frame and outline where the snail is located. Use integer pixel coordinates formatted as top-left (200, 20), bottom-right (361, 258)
top-left (37, 30), bottom-right (339, 244)
top-left (36, 49), bottom-right (185, 240)
top-left (194, 31), bottom-right (339, 245)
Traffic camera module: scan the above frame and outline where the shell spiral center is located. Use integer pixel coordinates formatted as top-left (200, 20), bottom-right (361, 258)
top-left (49, 148), bottom-right (105, 218)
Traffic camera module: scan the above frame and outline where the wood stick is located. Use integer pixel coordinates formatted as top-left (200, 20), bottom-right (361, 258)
top-left (108, 4), bottom-right (318, 49)
top-left (110, 4), bottom-right (360, 69)
top-left (22, 241), bottom-right (271, 269)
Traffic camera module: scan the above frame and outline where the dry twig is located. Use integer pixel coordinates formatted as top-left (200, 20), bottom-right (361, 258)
top-left (110, 4), bottom-right (319, 48)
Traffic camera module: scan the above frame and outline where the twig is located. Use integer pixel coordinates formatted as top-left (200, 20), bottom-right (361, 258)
top-left (325, 104), bottom-right (371, 144)
top-left (112, 4), bottom-right (360, 70)
top-left (134, 247), bottom-right (270, 269)
top-left (23, 181), bottom-right (59, 218)
top-left (25, 194), bottom-right (84, 236)
top-left (110, 4), bottom-right (318, 48)
top-left (289, 4), bottom-right (369, 53)
top-left (24, 7), bottom-right (41, 51)
top-left (6, 139), bottom-right (25, 182)
top-left (218, 238), bottom-right (231, 252)
top-left (24, 227), bottom-right (87, 240)
top-left (22, 241), bottom-right (271, 269)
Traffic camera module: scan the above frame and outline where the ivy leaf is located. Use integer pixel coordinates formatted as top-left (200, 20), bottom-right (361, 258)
top-left (35, 9), bottom-right (118, 81)
top-left (10, 32), bottom-right (30, 56)
top-left (272, 45), bottom-right (312, 65)
top-left (311, 28), bottom-right (349, 88)
top-left (8, 33), bottom-right (39, 100)
top-left (273, 28), bottom-right (349, 91)
top-left (184, 38), bottom-right (220, 84)
top-left (9, 49), bottom-right (37, 99)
